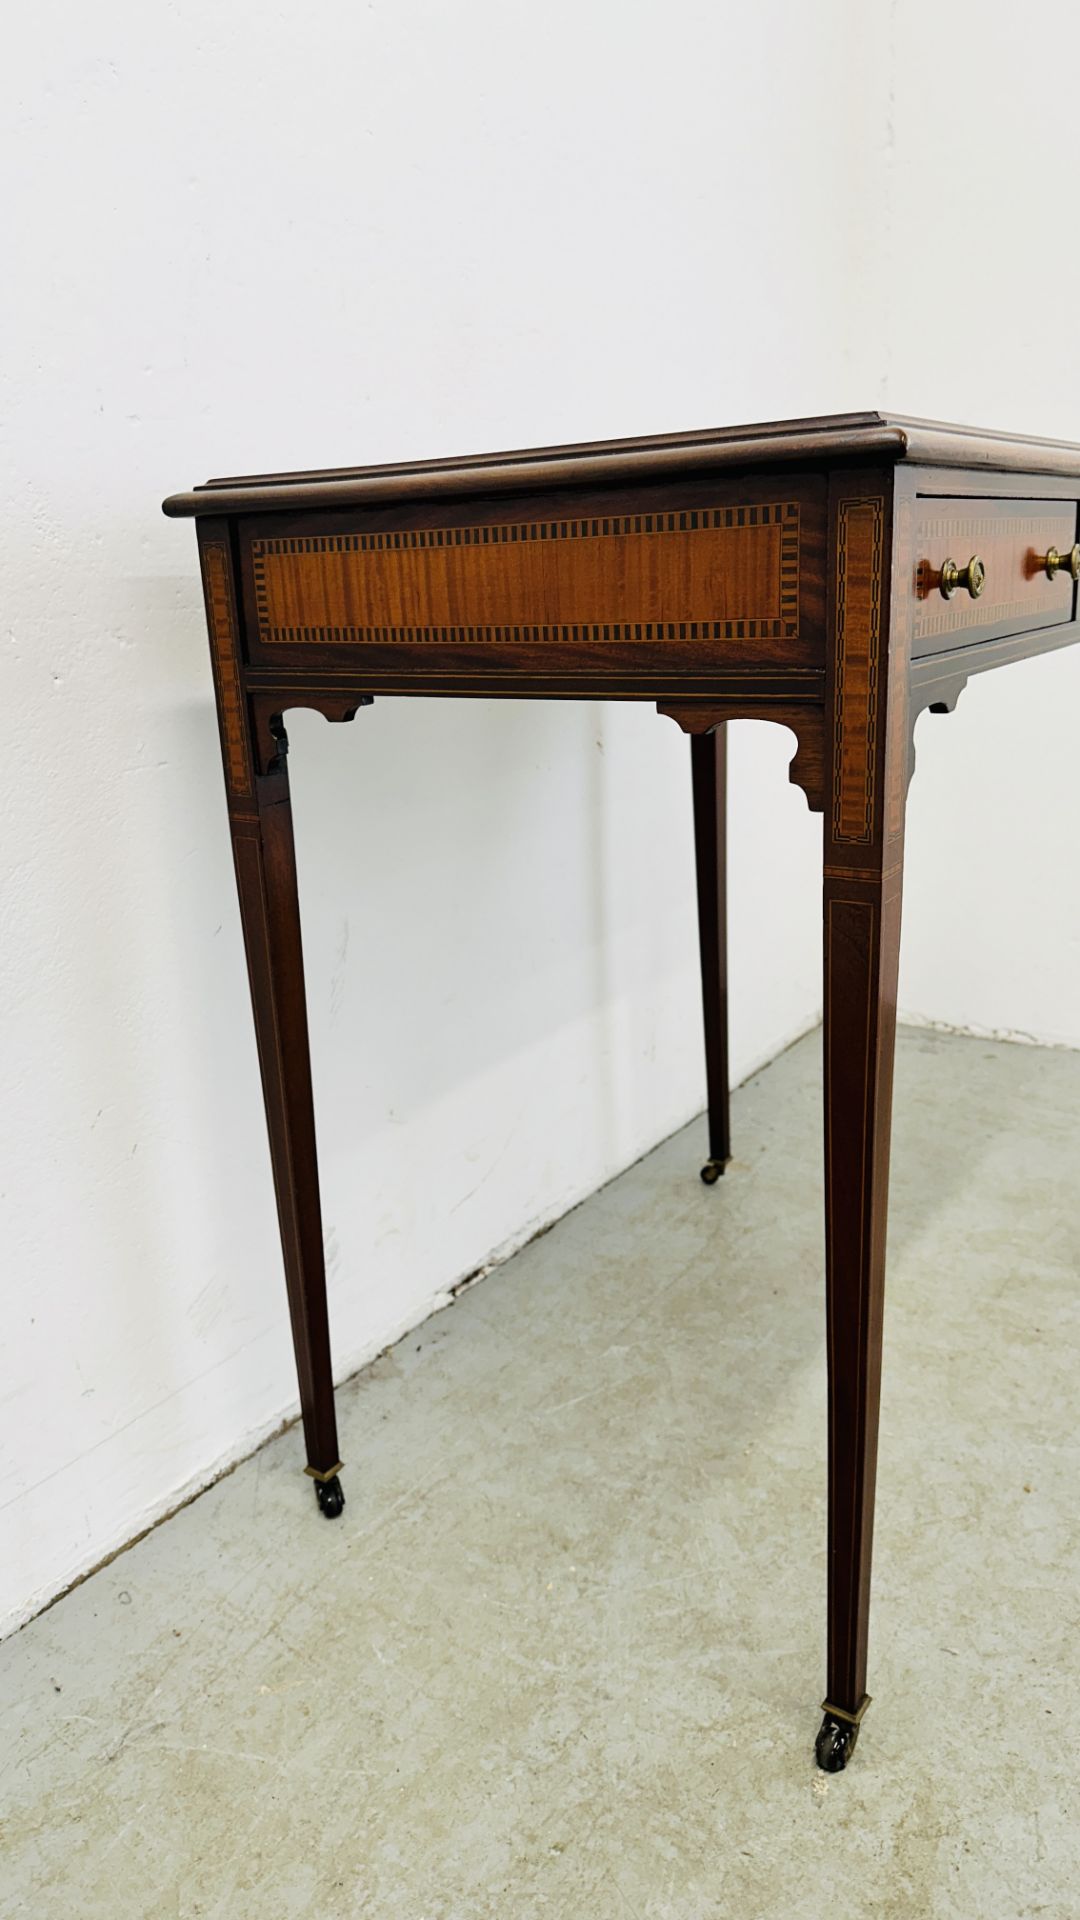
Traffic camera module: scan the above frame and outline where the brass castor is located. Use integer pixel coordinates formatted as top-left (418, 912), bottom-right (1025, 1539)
top-left (700, 1159), bottom-right (727, 1185)
top-left (815, 1707), bottom-right (865, 1772)
top-left (315, 1475), bottom-right (346, 1518)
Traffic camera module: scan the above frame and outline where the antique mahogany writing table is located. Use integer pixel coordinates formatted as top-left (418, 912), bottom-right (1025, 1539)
top-left (164, 413), bottom-right (1080, 1772)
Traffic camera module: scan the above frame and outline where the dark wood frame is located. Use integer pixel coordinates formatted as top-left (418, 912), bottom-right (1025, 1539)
top-left (166, 412), bottom-right (1080, 1771)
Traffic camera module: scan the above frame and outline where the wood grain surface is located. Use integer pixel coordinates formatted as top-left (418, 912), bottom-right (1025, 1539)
top-left (162, 411), bottom-right (1080, 520)
top-left (198, 536), bottom-right (253, 799)
top-left (250, 502), bottom-right (800, 648)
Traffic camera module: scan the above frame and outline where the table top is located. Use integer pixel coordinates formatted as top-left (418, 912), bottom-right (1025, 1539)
top-left (163, 412), bottom-right (1080, 521)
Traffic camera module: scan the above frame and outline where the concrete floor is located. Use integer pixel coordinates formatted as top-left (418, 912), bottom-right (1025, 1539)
top-left (3, 1027), bottom-right (1080, 1919)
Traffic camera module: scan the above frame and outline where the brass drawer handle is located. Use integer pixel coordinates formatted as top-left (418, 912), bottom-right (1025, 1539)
top-left (1041, 542), bottom-right (1080, 582)
top-left (939, 555), bottom-right (986, 600)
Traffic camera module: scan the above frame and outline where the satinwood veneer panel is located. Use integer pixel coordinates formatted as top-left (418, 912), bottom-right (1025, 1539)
top-left (237, 475), bottom-right (826, 685)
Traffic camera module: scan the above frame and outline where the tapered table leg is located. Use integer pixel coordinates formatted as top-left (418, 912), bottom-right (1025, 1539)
top-left (818, 860), bottom-right (903, 1765)
top-left (691, 726), bottom-right (731, 1183)
top-left (198, 523), bottom-right (344, 1518)
top-left (816, 475), bottom-right (910, 1767)
top-left (231, 777), bottom-right (344, 1515)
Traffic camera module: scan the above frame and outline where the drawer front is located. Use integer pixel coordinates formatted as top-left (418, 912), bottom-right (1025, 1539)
top-left (237, 476), bottom-right (826, 686)
top-left (913, 498), bottom-right (1077, 658)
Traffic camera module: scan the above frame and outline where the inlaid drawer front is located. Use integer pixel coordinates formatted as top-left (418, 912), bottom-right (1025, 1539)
top-left (913, 498), bottom-right (1077, 658)
top-left (249, 502), bottom-right (801, 649)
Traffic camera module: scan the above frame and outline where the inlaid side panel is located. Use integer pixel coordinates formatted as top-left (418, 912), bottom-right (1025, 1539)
top-left (250, 502), bottom-right (800, 647)
top-left (913, 498), bottom-right (1076, 657)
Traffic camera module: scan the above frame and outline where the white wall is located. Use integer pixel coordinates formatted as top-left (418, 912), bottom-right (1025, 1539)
top-left (876, 1), bottom-right (1080, 1045)
top-left (3, 0), bottom-right (877, 1637)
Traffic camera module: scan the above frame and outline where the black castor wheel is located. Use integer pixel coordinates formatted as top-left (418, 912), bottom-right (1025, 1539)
top-left (700, 1159), bottom-right (726, 1185)
top-left (315, 1475), bottom-right (346, 1518)
top-left (815, 1711), bottom-right (860, 1773)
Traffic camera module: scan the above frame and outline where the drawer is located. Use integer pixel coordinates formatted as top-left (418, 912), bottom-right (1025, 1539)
top-left (912, 498), bottom-right (1077, 659)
